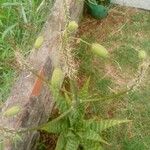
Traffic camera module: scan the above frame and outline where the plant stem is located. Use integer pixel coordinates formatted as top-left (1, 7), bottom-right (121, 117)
top-left (81, 88), bottom-right (132, 103)
top-left (70, 79), bottom-right (79, 106)
top-left (0, 88), bottom-right (131, 134)
top-left (17, 108), bottom-right (73, 133)
top-left (71, 37), bottom-right (91, 46)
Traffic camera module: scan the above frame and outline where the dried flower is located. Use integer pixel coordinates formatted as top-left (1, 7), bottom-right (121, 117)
top-left (91, 43), bottom-right (109, 58)
top-left (51, 68), bottom-right (63, 89)
top-left (138, 50), bottom-right (147, 60)
top-left (34, 36), bottom-right (44, 49)
top-left (68, 21), bottom-right (78, 32)
top-left (3, 106), bottom-right (21, 117)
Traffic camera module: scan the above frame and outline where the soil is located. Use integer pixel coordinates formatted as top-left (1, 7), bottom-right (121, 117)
top-left (38, 132), bottom-right (57, 150)
top-left (77, 6), bottom-right (141, 90)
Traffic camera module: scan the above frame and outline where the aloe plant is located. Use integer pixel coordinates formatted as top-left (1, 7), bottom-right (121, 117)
top-left (39, 77), bottom-right (129, 150)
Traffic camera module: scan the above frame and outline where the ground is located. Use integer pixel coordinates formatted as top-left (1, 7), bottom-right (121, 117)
top-left (0, 2), bottom-right (150, 150)
top-left (75, 5), bottom-right (150, 150)
top-left (38, 5), bottom-right (150, 150)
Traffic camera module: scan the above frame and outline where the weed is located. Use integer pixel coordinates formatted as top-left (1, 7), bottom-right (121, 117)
top-left (0, 2), bottom-right (149, 150)
top-left (113, 45), bottom-right (140, 72)
top-left (0, 0), bottom-right (54, 102)
top-left (75, 6), bottom-right (150, 150)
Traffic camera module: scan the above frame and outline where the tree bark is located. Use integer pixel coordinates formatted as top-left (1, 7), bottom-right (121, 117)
top-left (0, 0), bottom-right (84, 149)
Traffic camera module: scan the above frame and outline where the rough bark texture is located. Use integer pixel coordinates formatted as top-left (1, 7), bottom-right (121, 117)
top-left (0, 0), bottom-right (84, 149)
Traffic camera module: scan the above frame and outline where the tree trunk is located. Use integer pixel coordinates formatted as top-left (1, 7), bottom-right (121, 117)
top-left (0, 0), bottom-right (84, 149)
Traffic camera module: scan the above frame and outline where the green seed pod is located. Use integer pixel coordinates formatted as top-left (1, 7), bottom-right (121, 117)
top-left (51, 68), bottom-right (63, 89)
top-left (34, 36), bottom-right (44, 49)
top-left (68, 21), bottom-right (78, 32)
top-left (138, 50), bottom-right (147, 60)
top-left (3, 106), bottom-right (21, 117)
top-left (91, 43), bottom-right (109, 58)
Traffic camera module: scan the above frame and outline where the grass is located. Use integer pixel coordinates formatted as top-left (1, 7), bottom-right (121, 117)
top-left (0, 1), bottom-right (150, 149)
top-left (76, 5), bottom-right (150, 150)
top-left (113, 45), bottom-right (140, 72)
top-left (0, 0), bottom-right (54, 101)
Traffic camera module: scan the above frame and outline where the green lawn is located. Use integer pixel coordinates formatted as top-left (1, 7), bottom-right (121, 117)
top-left (0, 0), bottom-right (53, 101)
top-left (76, 5), bottom-right (150, 150)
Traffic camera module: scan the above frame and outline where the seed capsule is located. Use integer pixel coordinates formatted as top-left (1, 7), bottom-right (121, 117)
top-left (51, 68), bottom-right (63, 89)
top-left (68, 21), bottom-right (78, 32)
top-left (34, 36), bottom-right (44, 49)
top-left (3, 106), bottom-right (21, 117)
top-left (138, 50), bottom-right (147, 60)
top-left (91, 43), bottom-right (109, 58)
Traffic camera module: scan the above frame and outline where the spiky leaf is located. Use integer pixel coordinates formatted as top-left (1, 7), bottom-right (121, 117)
top-left (78, 130), bottom-right (109, 145)
top-left (56, 95), bottom-right (70, 113)
top-left (40, 118), bottom-right (68, 133)
top-left (64, 92), bottom-right (72, 105)
top-left (83, 119), bottom-right (130, 132)
top-left (65, 131), bottom-right (80, 150)
top-left (69, 108), bottom-right (82, 127)
top-left (69, 101), bottom-right (87, 128)
top-left (79, 77), bottom-right (90, 100)
top-left (69, 78), bottom-right (91, 126)
top-left (81, 140), bottom-right (103, 150)
top-left (55, 133), bottom-right (66, 150)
